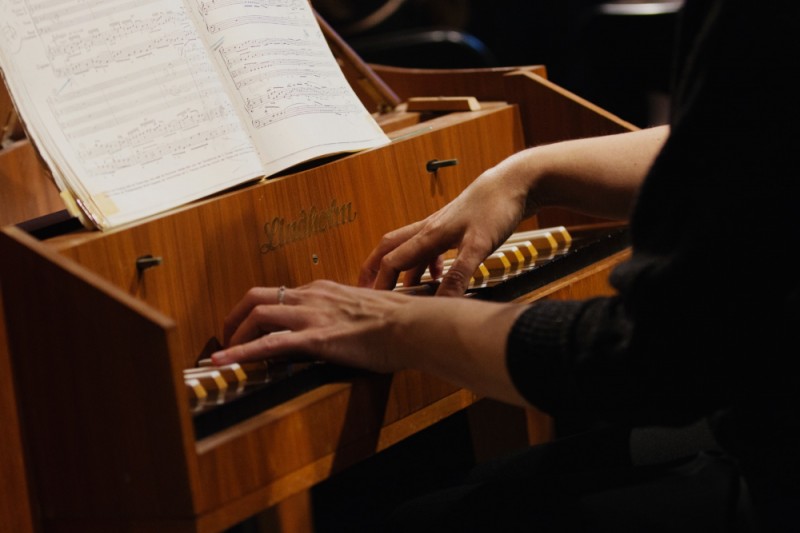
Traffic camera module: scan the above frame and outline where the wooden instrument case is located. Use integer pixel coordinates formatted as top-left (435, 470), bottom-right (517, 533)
top-left (0, 36), bottom-right (636, 532)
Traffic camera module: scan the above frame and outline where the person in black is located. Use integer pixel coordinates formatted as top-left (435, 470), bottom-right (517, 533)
top-left (212, 0), bottom-right (800, 530)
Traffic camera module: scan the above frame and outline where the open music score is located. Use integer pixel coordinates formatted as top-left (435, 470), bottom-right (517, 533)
top-left (0, 0), bottom-right (389, 230)
top-left (183, 226), bottom-right (577, 416)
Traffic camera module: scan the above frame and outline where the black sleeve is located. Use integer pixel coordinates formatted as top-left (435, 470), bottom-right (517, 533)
top-left (505, 0), bottom-right (800, 429)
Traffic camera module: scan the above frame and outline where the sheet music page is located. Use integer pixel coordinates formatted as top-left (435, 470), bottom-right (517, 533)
top-left (186, 0), bottom-right (390, 177)
top-left (0, 0), bottom-right (265, 229)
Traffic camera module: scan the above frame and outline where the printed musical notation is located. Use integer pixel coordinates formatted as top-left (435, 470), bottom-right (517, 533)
top-left (9, 0), bottom-right (256, 178)
top-left (0, 0), bottom-right (388, 229)
top-left (197, 0), bottom-right (301, 18)
top-left (195, 0), bottom-right (370, 131)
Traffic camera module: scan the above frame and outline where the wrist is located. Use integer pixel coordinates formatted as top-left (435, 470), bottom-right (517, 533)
top-left (490, 147), bottom-right (550, 218)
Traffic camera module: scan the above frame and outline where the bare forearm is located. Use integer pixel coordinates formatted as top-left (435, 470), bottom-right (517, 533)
top-left (495, 125), bottom-right (669, 220)
top-left (389, 296), bottom-right (530, 406)
top-left (212, 282), bottom-right (532, 406)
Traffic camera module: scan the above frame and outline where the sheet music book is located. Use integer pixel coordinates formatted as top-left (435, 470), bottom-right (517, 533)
top-left (0, 0), bottom-right (390, 230)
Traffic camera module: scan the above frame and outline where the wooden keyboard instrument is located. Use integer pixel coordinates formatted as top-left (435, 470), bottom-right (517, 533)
top-left (0, 21), bottom-right (636, 533)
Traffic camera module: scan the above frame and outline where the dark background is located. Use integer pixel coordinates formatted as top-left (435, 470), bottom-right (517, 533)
top-left (314, 0), bottom-right (680, 127)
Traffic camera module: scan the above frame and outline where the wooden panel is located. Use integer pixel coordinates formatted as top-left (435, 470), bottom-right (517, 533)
top-left (0, 140), bottom-right (64, 226)
top-left (517, 249), bottom-right (632, 304)
top-left (504, 69), bottom-right (637, 147)
top-left (368, 66), bottom-right (638, 231)
top-left (0, 227), bottom-right (198, 523)
top-left (193, 375), bottom-right (477, 530)
top-left (370, 64), bottom-right (549, 103)
top-left (0, 135), bottom-right (65, 533)
top-left (0, 283), bottom-right (35, 533)
top-left (1, 80), bottom-right (25, 145)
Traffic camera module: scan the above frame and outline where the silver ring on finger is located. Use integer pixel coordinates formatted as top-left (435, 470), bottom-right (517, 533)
top-left (277, 285), bottom-right (286, 305)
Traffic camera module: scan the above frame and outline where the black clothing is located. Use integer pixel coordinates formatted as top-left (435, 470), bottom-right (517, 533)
top-left (314, 2), bottom-right (800, 531)
top-left (507, 0), bottom-right (800, 530)
top-left (388, 427), bottom-right (754, 533)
